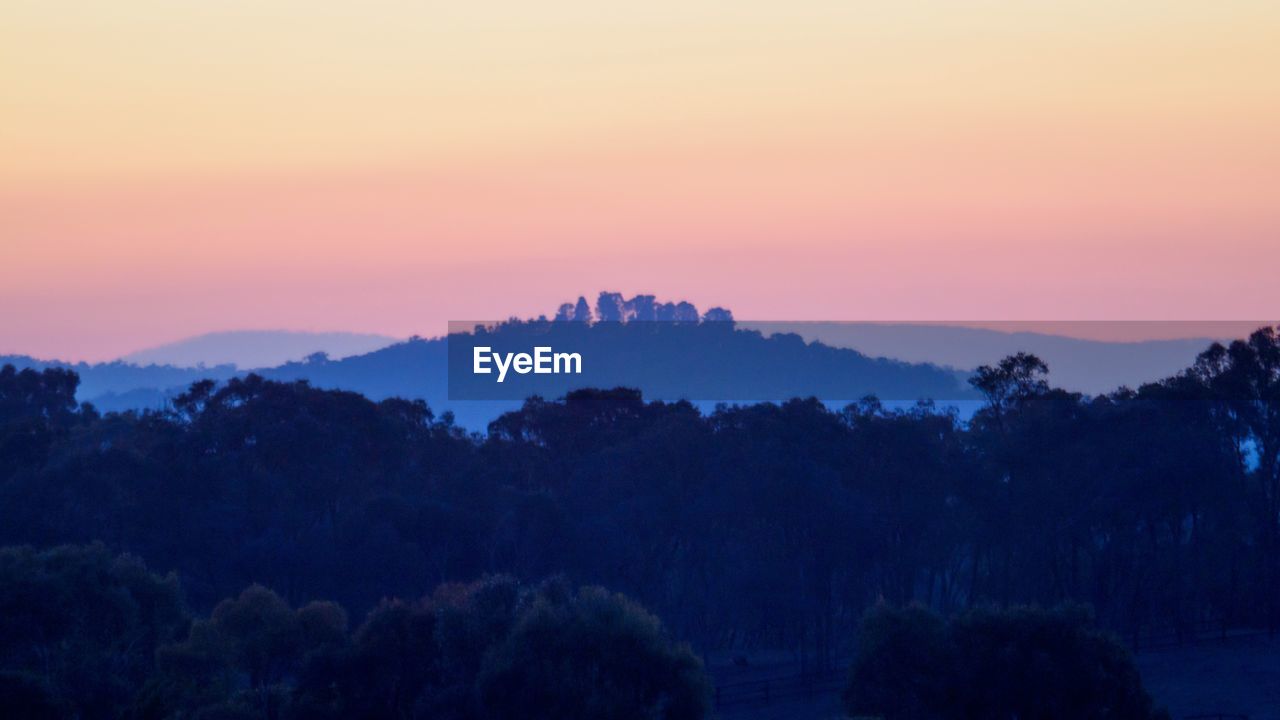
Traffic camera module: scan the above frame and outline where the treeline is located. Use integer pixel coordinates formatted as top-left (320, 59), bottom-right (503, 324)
top-left (0, 545), bottom-right (1162, 720)
top-left (1, 327), bottom-right (1278, 675)
top-left (0, 544), bottom-right (707, 720)
top-left (551, 291), bottom-right (733, 324)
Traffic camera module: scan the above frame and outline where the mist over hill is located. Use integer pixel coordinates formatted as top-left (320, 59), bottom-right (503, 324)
top-left (1, 293), bottom-right (1260, 427)
top-left (123, 329), bottom-right (400, 369)
top-left (0, 294), bottom-right (965, 425)
top-left (744, 322), bottom-right (1222, 395)
top-left (0, 355), bottom-right (238, 412)
top-left (258, 317), bottom-right (972, 428)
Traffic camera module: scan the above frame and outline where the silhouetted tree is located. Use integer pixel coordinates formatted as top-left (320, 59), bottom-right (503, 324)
top-left (0, 544), bottom-right (186, 719)
top-left (1186, 326), bottom-right (1280, 630)
top-left (478, 582), bottom-right (709, 720)
top-left (294, 576), bottom-right (708, 720)
top-left (845, 603), bottom-right (1168, 720)
top-left (139, 585), bottom-right (348, 719)
top-left (843, 603), bottom-right (952, 720)
top-left (595, 292), bottom-right (625, 322)
top-left (672, 301), bottom-right (699, 323)
top-left (1, 327), bottom-right (1278, 713)
top-left (0, 364), bottom-right (89, 479)
top-left (700, 307), bottom-right (733, 323)
top-left (969, 352), bottom-right (1049, 419)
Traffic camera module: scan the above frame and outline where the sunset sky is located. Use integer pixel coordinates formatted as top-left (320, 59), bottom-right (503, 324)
top-left (3, 1), bottom-right (1278, 360)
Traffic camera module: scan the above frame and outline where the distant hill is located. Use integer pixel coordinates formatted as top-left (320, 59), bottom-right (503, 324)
top-left (3, 289), bottom-right (1262, 427)
top-left (122, 330), bottom-right (400, 369)
top-left (260, 321), bottom-right (972, 427)
top-left (0, 355), bottom-right (238, 413)
top-left (441, 319), bottom-right (969, 403)
top-left (744, 322), bottom-right (1221, 395)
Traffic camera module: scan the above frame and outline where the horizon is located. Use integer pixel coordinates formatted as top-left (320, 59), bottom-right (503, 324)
top-left (4, 1), bottom-right (1279, 360)
top-left (6, 316), bottom-right (1276, 366)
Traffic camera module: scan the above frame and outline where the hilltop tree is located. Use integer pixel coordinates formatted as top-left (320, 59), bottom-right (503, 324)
top-left (596, 292), bottom-right (625, 322)
top-left (700, 307), bottom-right (733, 323)
top-left (573, 296), bottom-right (593, 322)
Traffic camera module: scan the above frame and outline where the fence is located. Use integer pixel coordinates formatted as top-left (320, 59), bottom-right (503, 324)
top-left (1130, 619), bottom-right (1270, 652)
top-left (712, 623), bottom-right (1269, 714)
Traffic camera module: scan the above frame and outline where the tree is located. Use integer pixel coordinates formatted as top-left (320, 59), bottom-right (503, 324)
top-left (293, 597), bottom-right (442, 719)
top-left (968, 352), bottom-right (1049, 420)
top-left (0, 364), bottom-right (87, 478)
top-left (1187, 327), bottom-right (1280, 630)
top-left (844, 604), bottom-right (1168, 720)
top-left (700, 307), bottom-right (733, 323)
top-left (596, 292), bottom-right (625, 322)
top-left (843, 604), bottom-right (952, 720)
top-left (294, 576), bottom-right (708, 720)
top-left (842, 402), bottom-right (970, 609)
top-left (623, 295), bottom-right (658, 322)
top-left (672, 301), bottom-right (699, 323)
top-left (0, 364), bottom-right (81, 426)
top-left (0, 543), bottom-right (187, 719)
top-left (141, 585), bottom-right (347, 720)
top-left (478, 582), bottom-right (709, 720)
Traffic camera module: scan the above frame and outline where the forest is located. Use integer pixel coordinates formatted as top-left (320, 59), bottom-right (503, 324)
top-left (1, 323), bottom-right (1278, 719)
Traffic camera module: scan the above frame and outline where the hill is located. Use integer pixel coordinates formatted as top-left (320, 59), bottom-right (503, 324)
top-left (0, 355), bottom-right (238, 412)
top-left (122, 329), bottom-right (399, 369)
top-left (744, 322), bottom-right (1219, 395)
top-left (259, 320), bottom-right (972, 427)
top-left (4, 293), bottom-right (1258, 424)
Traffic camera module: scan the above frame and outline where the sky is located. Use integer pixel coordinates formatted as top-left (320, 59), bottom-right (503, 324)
top-left (2, 1), bottom-right (1278, 361)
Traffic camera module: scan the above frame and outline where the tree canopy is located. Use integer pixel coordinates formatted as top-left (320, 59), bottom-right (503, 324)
top-left (844, 603), bottom-right (1168, 720)
top-left (3, 325), bottom-right (1280, 717)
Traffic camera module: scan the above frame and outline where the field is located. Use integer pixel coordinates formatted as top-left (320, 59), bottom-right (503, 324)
top-left (1140, 635), bottom-right (1280, 720)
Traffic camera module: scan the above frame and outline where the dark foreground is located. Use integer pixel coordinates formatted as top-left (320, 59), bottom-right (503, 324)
top-left (708, 635), bottom-right (1280, 720)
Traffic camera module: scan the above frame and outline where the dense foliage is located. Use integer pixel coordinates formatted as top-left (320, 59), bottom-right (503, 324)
top-left (0, 544), bottom-right (186, 718)
top-left (0, 545), bottom-right (705, 720)
top-left (1, 325), bottom-right (1279, 713)
top-left (134, 576), bottom-right (706, 720)
top-left (844, 603), bottom-right (1168, 720)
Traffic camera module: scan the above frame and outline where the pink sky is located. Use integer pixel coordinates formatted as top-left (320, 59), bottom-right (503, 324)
top-left (3, 2), bottom-right (1279, 361)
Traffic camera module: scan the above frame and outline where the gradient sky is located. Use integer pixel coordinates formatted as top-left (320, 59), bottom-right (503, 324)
top-left (3, 1), bottom-right (1279, 360)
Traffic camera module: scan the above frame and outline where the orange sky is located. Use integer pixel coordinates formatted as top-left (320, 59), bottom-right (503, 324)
top-left (3, 1), bottom-right (1279, 360)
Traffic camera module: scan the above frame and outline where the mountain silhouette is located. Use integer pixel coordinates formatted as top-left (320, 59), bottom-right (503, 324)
top-left (743, 322), bottom-right (1225, 395)
top-left (0, 355), bottom-right (238, 412)
top-left (123, 330), bottom-right (399, 369)
top-left (2, 294), bottom-right (1259, 427)
top-left (256, 319), bottom-right (972, 428)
